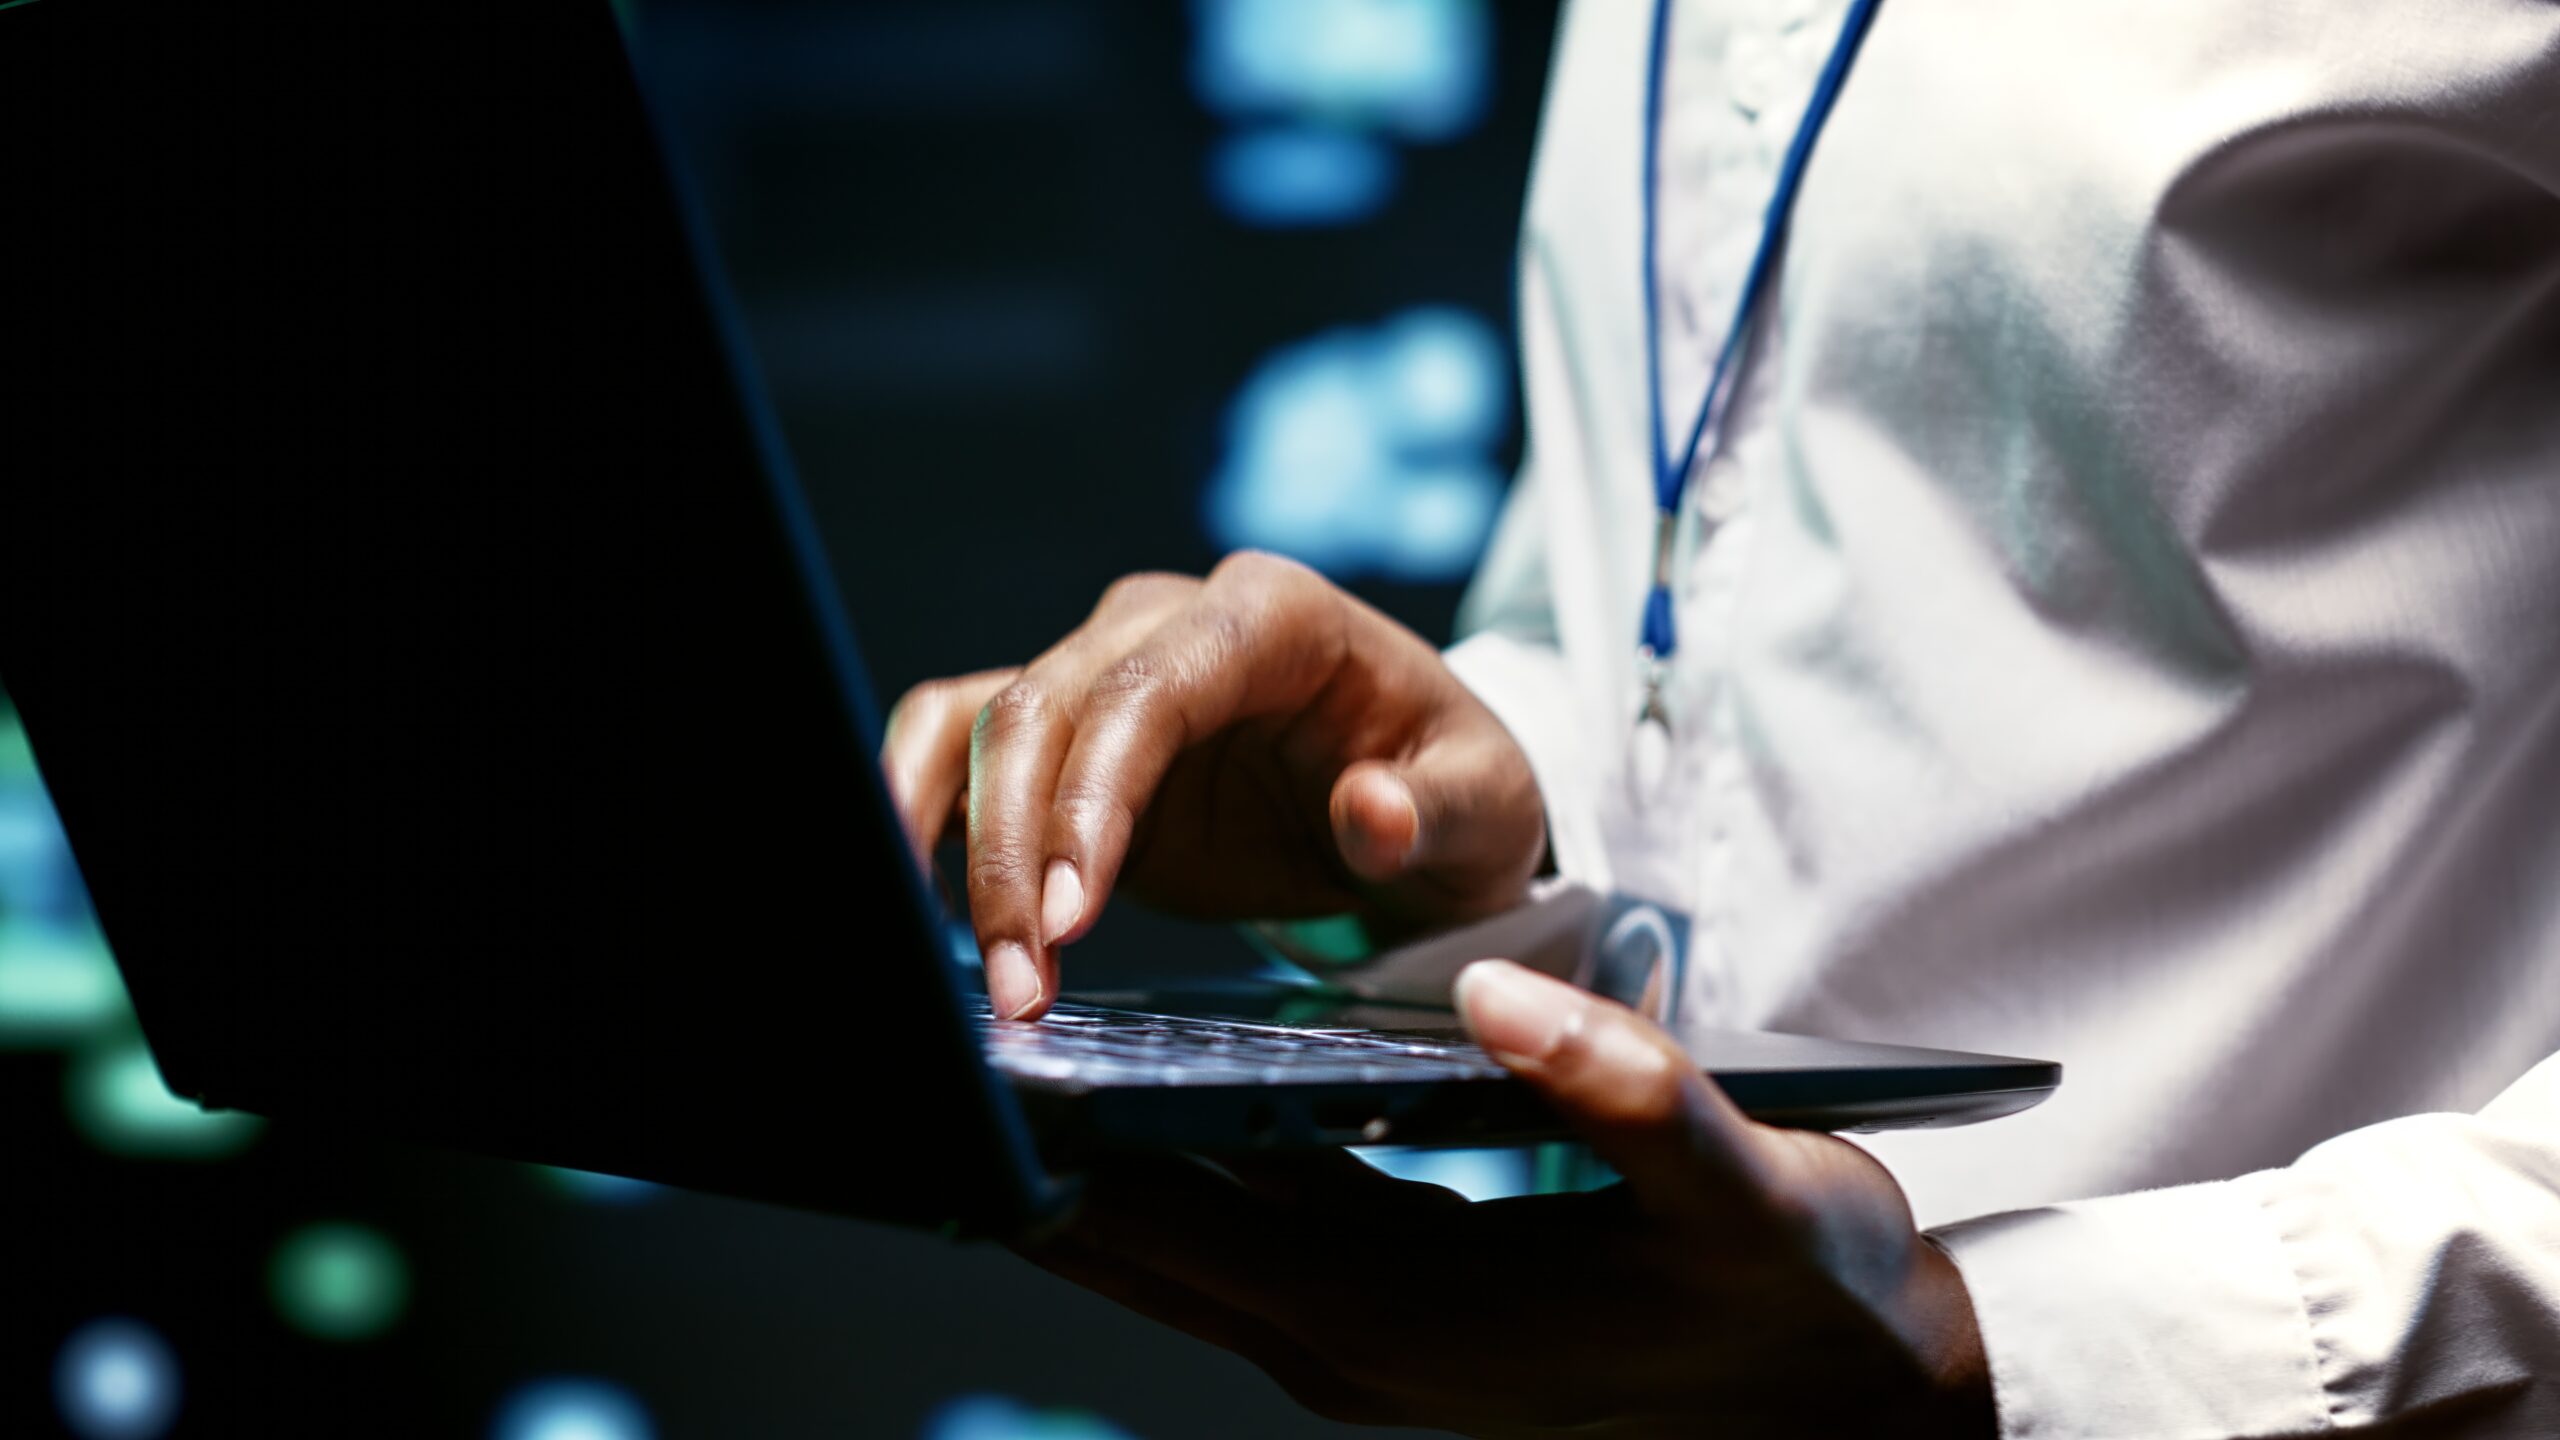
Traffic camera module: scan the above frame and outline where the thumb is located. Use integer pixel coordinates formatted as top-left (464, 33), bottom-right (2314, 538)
top-left (1328, 729), bottom-right (1541, 893)
top-left (1454, 958), bottom-right (1769, 1224)
top-left (1329, 761), bottom-right (1424, 882)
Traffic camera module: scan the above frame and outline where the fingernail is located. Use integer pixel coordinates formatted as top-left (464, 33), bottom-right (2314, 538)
top-left (1340, 769), bottom-right (1418, 878)
top-left (1371, 773), bottom-right (1418, 868)
top-left (986, 940), bottom-right (1045, 1020)
top-left (1041, 858), bottom-right (1085, 946)
top-left (1454, 959), bottom-right (1580, 1064)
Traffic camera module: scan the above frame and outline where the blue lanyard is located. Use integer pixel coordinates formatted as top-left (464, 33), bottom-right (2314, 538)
top-left (1638, 0), bottom-right (1882, 684)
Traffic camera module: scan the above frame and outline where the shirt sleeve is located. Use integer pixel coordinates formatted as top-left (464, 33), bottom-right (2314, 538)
top-left (1931, 1049), bottom-right (2560, 1438)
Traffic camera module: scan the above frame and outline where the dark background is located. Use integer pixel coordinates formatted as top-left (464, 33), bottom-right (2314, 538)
top-left (657, 0), bottom-right (1555, 684)
top-left (3, 2), bottom-right (1561, 1436)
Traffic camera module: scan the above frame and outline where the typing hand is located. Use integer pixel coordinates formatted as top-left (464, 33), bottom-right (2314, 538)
top-left (1023, 961), bottom-right (1995, 1439)
top-left (880, 553), bottom-right (1548, 1020)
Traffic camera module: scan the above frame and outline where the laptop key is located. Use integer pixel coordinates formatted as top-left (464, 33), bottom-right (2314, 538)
top-left (976, 999), bottom-right (1509, 1087)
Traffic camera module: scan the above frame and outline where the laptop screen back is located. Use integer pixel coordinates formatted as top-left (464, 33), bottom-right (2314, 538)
top-left (0, 5), bottom-right (1046, 1231)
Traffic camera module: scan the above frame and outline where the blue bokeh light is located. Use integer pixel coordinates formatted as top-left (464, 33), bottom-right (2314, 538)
top-left (54, 1318), bottom-right (181, 1440)
top-left (922, 1394), bottom-right (1144, 1440)
top-left (1373, 306), bottom-right (1509, 452)
top-left (1209, 125), bottom-right (1397, 226)
top-left (1192, 0), bottom-right (1489, 141)
top-left (1204, 305), bottom-right (1509, 581)
top-left (1192, 0), bottom-right (1488, 225)
top-left (490, 1377), bottom-right (656, 1440)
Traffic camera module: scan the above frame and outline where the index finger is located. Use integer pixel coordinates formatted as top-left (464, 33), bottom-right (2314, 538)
top-left (1041, 552), bottom-right (1352, 936)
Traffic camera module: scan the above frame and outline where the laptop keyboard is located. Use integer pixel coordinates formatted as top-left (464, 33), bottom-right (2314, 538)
top-left (975, 999), bottom-right (1509, 1089)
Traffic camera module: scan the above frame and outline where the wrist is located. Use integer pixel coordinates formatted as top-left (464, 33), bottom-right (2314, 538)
top-left (1907, 1236), bottom-right (1997, 1438)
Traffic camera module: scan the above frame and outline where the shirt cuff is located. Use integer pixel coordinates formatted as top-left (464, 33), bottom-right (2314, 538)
top-left (1930, 1177), bottom-right (2329, 1440)
top-left (1442, 629), bottom-right (1613, 893)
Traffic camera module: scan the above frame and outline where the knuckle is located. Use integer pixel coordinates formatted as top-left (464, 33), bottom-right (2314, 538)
top-left (1054, 780), bottom-right (1138, 847)
top-left (965, 842), bottom-right (1037, 898)
top-left (1204, 550), bottom-right (1334, 666)
top-left (972, 680), bottom-right (1052, 744)
top-left (1209, 548), bottom-right (1312, 603)
top-left (1096, 570), bottom-right (1189, 615)
top-left (1201, 596), bottom-right (1257, 658)
top-left (1089, 650), bottom-right (1171, 711)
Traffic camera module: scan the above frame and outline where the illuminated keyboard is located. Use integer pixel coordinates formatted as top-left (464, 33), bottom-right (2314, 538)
top-left (975, 999), bottom-right (1508, 1089)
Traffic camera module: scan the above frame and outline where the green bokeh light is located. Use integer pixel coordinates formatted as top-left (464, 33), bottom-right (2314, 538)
top-left (0, 920), bottom-right (131, 1046)
top-left (269, 1222), bottom-right (410, 1341)
top-left (65, 1037), bottom-right (264, 1159)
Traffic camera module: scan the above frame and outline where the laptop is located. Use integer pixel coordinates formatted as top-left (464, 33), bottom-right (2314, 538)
top-left (0, 5), bottom-right (2054, 1236)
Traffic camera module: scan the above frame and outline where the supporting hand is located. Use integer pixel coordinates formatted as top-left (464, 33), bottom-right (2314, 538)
top-left (1024, 960), bottom-right (1994, 1438)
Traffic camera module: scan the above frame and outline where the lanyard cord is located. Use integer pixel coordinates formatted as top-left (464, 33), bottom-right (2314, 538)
top-left (1638, 0), bottom-right (1884, 668)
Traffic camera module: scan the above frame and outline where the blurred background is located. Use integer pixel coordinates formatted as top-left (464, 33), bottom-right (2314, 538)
top-left (4, 1), bottom-right (1561, 1435)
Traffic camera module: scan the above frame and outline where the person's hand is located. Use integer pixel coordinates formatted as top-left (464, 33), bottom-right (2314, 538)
top-left (1022, 960), bottom-right (1994, 1439)
top-left (880, 553), bottom-right (1548, 1019)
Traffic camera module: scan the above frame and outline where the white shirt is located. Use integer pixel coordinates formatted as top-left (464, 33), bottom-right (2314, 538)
top-left (1443, 1), bottom-right (2560, 1434)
